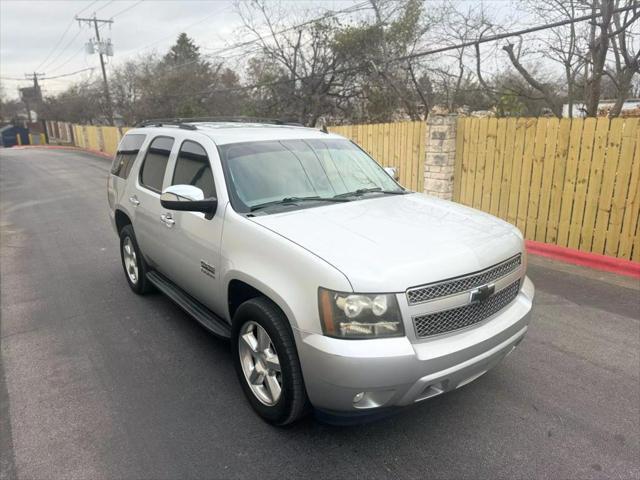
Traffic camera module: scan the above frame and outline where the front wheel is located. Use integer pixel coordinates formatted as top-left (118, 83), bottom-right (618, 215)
top-left (231, 297), bottom-right (309, 425)
top-left (119, 224), bottom-right (152, 294)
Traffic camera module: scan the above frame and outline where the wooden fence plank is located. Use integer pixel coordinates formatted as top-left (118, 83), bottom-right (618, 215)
top-left (507, 118), bottom-right (528, 226)
top-left (617, 122), bottom-right (640, 259)
top-left (605, 118), bottom-right (639, 257)
top-left (592, 118), bottom-right (624, 253)
top-left (498, 118), bottom-right (516, 221)
top-left (471, 119), bottom-right (487, 207)
top-left (568, 117), bottom-right (597, 249)
top-left (481, 118), bottom-right (498, 212)
top-left (546, 118), bottom-right (572, 244)
top-left (557, 119), bottom-right (584, 246)
top-left (383, 122), bottom-right (390, 167)
top-left (535, 118), bottom-right (559, 242)
top-left (579, 117), bottom-right (609, 252)
top-left (516, 119), bottom-right (537, 233)
top-left (526, 118), bottom-right (548, 239)
top-left (489, 118), bottom-right (507, 216)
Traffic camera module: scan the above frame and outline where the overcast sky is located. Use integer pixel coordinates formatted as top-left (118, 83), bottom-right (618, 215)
top-left (0, 0), bottom-right (362, 99)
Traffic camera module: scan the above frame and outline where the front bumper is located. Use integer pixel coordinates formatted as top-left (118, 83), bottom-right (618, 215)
top-left (296, 276), bottom-right (534, 412)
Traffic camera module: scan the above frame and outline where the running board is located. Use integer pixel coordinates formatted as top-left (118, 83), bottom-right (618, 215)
top-left (146, 271), bottom-right (231, 339)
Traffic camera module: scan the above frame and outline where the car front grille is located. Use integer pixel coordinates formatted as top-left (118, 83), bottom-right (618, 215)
top-left (413, 280), bottom-right (521, 338)
top-left (406, 254), bottom-right (521, 305)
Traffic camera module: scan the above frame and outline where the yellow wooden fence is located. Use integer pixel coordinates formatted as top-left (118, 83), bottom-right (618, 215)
top-left (71, 124), bottom-right (128, 156)
top-left (329, 121), bottom-right (426, 192)
top-left (453, 117), bottom-right (640, 261)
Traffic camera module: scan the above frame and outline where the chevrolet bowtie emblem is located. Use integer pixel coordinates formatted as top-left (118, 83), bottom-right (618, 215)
top-left (469, 284), bottom-right (495, 304)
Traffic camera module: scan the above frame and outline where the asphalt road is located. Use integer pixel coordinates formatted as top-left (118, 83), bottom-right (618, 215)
top-left (1, 147), bottom-right (639, 480)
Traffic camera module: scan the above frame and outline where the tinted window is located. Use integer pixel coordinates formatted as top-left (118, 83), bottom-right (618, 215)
top-left (172, 141), bottom-right (215, 198)
top-left (140, 136), bottom-right (174, 192)
top-left (111, 134), bottom-right (145, 178)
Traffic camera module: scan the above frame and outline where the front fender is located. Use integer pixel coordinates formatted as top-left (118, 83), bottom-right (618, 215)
top-left (220, 210), bottom-right (352, 334)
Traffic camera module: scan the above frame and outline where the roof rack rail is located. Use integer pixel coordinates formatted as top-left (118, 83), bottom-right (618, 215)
top-left (136, 119), bottom-right (198, 130)
top-left (136, 116), bottom-right (304, 128)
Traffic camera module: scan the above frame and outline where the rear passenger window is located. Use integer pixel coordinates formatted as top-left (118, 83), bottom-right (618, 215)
top-left (172, 141), bottom-right (215, 198)
top-left (111, 134), bottom-right (145, 178)
top-left (140, 136), bottom-right (174, 192)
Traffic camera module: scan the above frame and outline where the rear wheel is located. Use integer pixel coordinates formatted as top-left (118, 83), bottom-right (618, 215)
top-left (232, 297), bottom-right (309, 425)
top-left (119, 225), bottom-right (152, 294)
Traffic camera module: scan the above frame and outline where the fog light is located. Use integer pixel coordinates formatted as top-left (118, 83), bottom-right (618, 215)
top-left (353, 392), bottom-right (365, 404)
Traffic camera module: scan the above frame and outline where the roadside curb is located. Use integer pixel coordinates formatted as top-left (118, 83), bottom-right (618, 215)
top-left (11, 145), bottom-right (113, 160)
top-left (525, 240), bottom-right (640, 279)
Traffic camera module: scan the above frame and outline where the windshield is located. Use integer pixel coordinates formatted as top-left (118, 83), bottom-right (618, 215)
top-left (219, 138), bottom-right (403, 212)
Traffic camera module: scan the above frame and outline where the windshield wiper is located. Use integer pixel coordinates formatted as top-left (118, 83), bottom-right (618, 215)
top-left (332, 187), bottom-right (407, 199)
top-left (250, 195), bottom-right (350, 212)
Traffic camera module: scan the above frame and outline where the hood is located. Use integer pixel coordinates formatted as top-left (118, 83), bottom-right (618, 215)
top-left (251, 193), bottom-right (523, 292)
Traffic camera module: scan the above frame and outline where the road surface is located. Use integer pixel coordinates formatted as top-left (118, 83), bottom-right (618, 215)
top-left (1, 147), bottom-right (638, 480)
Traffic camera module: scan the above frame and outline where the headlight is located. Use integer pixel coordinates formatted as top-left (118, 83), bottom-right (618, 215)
top-left (318, 288), bottom-right (404, 339)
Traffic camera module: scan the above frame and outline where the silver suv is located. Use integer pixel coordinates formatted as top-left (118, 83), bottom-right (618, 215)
top-left (107, 118), bottom-right (534, 425)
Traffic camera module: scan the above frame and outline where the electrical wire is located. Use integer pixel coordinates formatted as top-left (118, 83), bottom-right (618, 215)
top-left (33, 18), bottom-right (75, 72)
top-left (155, 3), bottom-right (639, 101)
top-left (109, 0), bottom-right (144, 19)
top-left (42, 67), bottom-right (96, 80)
top-left (41, 30), bottom-right (83, 73)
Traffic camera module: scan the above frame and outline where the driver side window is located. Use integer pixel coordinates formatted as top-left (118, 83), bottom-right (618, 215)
top-left (172, 140), bottom-right (215, 198)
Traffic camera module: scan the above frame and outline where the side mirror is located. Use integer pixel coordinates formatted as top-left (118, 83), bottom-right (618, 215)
top-left (160, 184), bottom-right (217, 216)
top-left (384, 167), bottom-right (399, 180)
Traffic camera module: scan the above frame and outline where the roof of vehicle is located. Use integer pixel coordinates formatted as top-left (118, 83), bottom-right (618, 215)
top-left (129, 121), bottom-right (345, 146)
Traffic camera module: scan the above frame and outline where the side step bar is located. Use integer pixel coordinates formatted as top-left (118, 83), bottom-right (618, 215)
top-left (146, 271), bottom-right (231, 339)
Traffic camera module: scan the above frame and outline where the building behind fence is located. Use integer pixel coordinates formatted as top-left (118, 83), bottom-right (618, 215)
top-left (45, 117), bottom-right (639, 261)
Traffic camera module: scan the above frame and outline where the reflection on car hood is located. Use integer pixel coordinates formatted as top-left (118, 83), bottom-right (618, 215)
top-left (251, 193), bottom-right (523, 292)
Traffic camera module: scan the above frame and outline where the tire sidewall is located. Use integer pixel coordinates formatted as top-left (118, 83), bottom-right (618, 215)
top-left (119, 225), bottom-right (144, 294)
top-left (231, 299), bottom-right (302, 425)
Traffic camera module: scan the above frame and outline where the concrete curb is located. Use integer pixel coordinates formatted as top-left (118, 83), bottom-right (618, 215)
top-left (11, 145), bottom-right (113, 160)
top-left (526, 240), bottom-right (640, 279)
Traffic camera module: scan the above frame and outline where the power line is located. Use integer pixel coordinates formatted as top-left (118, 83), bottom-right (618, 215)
top-left (75, 0), bottom-right (100, 17)
top-left (395, 3), bottom-right (640, 63)
top-left (158, 3), bottom-right (639, 101)
top-left (41, 29), bottom-right (83, 72)
top-left (42, 67), bottom-right (96, 80)
top-left (109, 0), bottom-right (144, 19)
top-left (159, 1), bottom-right (371, 73)
top-left (33, 18), bottom-right (75, 72)
top-left (47, 45), bottom-right (85, 74)
top-left (95, 0), bottom-right (116, 14)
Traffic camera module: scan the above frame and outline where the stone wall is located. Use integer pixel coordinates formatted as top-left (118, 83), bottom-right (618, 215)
top-left (423, 114), bottom-right (457, 200)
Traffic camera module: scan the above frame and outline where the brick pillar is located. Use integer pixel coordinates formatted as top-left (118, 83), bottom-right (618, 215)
top-left (423, 114), bottom-right (458, 200)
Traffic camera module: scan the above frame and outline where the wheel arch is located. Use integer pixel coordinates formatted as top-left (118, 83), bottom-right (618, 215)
top-left (115, 208), bottom-right (132, 234)
top-left (226, 273), bottom-right (296, 330)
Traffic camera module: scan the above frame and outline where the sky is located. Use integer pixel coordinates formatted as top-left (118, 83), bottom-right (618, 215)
top-left (0, 0), bottom-right (362, 99)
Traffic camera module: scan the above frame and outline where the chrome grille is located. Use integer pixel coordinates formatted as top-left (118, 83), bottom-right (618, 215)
top-left (406, 254), bottom-right (521, 305)
top-left (413, 280), bottom-right (520, 338)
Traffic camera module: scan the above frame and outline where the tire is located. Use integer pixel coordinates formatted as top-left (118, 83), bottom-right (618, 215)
top-left (119, 224), bottom-right (153, 294)
top-left (232, 297), bottom-right (309, 426)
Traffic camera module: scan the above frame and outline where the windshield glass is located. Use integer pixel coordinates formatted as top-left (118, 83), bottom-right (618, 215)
top-left (219, 138), bottom-right (402, 212)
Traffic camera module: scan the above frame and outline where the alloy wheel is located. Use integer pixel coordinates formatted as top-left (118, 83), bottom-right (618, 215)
top-left (122, 236), bottom-right (138, 285)
top-left (238, 321), bottom-right (282, 406)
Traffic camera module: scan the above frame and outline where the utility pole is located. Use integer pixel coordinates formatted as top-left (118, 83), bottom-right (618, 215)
top-left (76, 15), bottom-right (114, 125)
top-left (21, 72), bottom-right (45, 122)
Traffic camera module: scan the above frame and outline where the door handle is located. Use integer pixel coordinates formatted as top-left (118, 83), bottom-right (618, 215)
top-left (129, 195), bottom-right (140, 207)
top-left (160, 213), bottom-right (175, 227)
